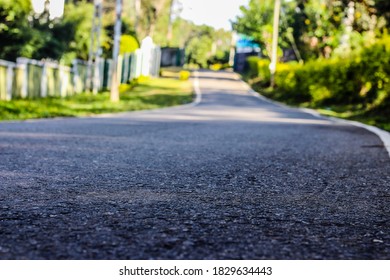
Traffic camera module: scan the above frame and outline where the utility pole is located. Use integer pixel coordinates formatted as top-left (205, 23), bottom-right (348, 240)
top-left (110, 0), bottom-right (123, 102)
top-left (270, 0), bottom-right (281, 88)
top-left (229, 31), bottom-right (237, 67)
top-left (167, 0), bottom-right (174, 46)
top-left (134, 0), bottom-right (141, 35)
top-left (87, 0), bottom-right (103, 94)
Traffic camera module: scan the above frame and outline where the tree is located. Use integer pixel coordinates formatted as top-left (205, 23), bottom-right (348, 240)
top-left (294, 0), bottom-right (345, 59)
top-left (119, 34), bottom-right (139, 54)
top-left (0, 0), bottom-right (97, 63)
top-left (185, 25), bottom-right (214, 67)
top-left (0, 0), bottom-right (37, 60)
top-left (233, 0), bottom-right (389, 61)
top-left (375, 0), bottom-right (390, 27)
top-left (233, 0), bottom-right (275, 57)
top-left (138, 0), bottom-right (168, 38)
top-left (59, 1), bottom-right (96, 63)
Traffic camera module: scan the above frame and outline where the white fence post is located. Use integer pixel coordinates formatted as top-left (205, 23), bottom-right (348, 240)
top-left (141, 36), bottom-right (154, 77)
top-left (129, 53), bottom-right (136, 81)
top-left (16, 58), bottom-right (29, 98)
top-left (135, 49), bottom-right (142, 78)
top-left (152, 46), bottom-right (161, 77)
top-left (99, 58), bottom-right (105, 90)
top-left (0, 60), bottom-right (15, 100)
top-left (6, 64), bottom-right (13, 100)
top-left (0, 45), bottom-right (162, 102)
top-left (92, 57), bottom-right (102, 94)
top-left (59, 65), bottom-right (65, 97)
top-left (41, 62), bottom-right (47, 98)
top-left (117, 55), bottom-right (123, 85)
top-left (106, 59), bottom-right (113, 89)
top-left (122, 53), bottom-right (129, 83)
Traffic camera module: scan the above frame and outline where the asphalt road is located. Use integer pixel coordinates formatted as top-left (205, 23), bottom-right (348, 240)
top-left (0, 70), bottom-right (389, 259)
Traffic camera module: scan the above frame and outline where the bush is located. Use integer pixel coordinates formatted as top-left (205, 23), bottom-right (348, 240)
top-left (120, 35), bottom-right (139, 54)
top-left (250, 37), bottom-right (390, 108)
top-left (209, 63), bottom-right (230, 71)
top-left (246, 56), bottom-right (271, 87)
top-left (246, 56), bottom-right (261, 78)
top-left (274, 62), bottom-right (311, 104)
top-left (179, 70), bottom-right (191, 81)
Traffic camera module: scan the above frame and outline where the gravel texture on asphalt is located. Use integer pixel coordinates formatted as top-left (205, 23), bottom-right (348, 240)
top-left (0, 70), bottom-right (389, 259)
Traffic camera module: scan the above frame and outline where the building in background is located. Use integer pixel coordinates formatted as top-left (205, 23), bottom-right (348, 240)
top-left (160, 47), bottom-right (185, 67)
top-left (233, 34), bottom-right (261, 72)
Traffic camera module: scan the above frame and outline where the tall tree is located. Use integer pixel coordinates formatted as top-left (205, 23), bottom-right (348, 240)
top-left (185, 25), bottom-right (215, 67)
top-left (233, 0), bottom-right (275, 57)
top-left (233, 0), bottom-right (389, 61)
top-left (0, 0), bottom-right (36, 60)
top-left (139, 0), bottom-right (168, 37)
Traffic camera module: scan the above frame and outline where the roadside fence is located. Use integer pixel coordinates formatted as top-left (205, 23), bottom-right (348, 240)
top-left (0, 45), bottom-right (161, 101)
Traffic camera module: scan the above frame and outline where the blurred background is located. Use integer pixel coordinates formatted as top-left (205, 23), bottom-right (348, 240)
top-left (1, 0), bottom-right (389, 129)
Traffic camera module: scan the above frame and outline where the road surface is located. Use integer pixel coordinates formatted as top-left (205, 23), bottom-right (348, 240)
top-left (0, 70), bottom-right (389, 259)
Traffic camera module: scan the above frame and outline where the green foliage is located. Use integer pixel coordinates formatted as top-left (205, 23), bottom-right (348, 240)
top-left (102, 14), bottom-right (137, 58)
top-left (246, 57), bottom-right (271, 87)
top-left (120, 35), bottom-right (139, 54)
top-left (184, 25), bottom-right (232, 69)
top-left (234, 0), bottom-right (389, 61)
top-left (0, 0), bottom-right (35, 60)
top-left (0, 0), bottom-right (95, 63)
top-left (375, 0), bottom-right (390, 28)
top-left (246, 35), bottom-right (390, 129)
top-left (170, 18), bottom-right (197, 48)
top-left (233, 0), bottom-right (275, 57)
top-left (0, 77), bottom-right (193, 120)
top-left (179, 70), bottom-right (190, 81)
top-left (208, 50), bottom-right (230, 66)
top-left (185, 36), bottom-right (212, 68)
top-left (185, 26), bottom-right (215, 68)
top-left (136, 0), bottom-right (170, 42)
top-left (60, 2), bottom-right (95, 62)
top-left (249, 35), bottom-right (389, 103)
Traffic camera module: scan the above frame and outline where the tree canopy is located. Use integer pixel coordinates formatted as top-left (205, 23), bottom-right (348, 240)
top-left (233, 0), bottom-right (390, 61)
top-left (0, 0), bottom-right (230, 68)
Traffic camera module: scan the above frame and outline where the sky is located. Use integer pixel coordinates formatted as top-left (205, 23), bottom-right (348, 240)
top-left (31, 0), bottom-right (64, 20)
top-left (179, 0), bottom-right (249, 30)
top-left (31, 0), bottom-right (249, 30)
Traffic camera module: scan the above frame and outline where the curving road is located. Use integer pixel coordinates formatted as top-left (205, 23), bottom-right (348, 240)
top-left (0, 70), bottom-right (389, 259)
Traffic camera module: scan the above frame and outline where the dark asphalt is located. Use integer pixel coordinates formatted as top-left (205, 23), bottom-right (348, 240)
top-left (0, 70), bottom-right (389, 259)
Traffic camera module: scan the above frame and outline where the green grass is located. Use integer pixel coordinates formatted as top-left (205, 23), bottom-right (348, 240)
top-left (316, 105), bottom-right (390, 132)
top-left (257, 87), bottom-right (390, 132)
top-left (0, 77), bottom-right (193, 121)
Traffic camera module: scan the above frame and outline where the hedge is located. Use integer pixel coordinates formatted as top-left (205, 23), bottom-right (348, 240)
top-left (246, 37), bottom-right (390, 110)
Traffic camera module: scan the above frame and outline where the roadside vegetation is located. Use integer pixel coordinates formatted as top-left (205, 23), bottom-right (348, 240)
top-left (0, 77), bottom-right (193, 121)
top-left (0, 0), bottom-right (226, 118)
top-left (244, 36), bottom-right (390, 131)
top-left (234, 0), bottom-right (390, 131)
top-left (0, 1), bottom-right (232, 69)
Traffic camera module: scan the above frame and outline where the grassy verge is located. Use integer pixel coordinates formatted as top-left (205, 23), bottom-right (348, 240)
top-left (254, 85), bottom-right (390, 132)
top-left (316, 105), bottom-right (390, 132)
top-left (0, 77), bottom-right (193, 121)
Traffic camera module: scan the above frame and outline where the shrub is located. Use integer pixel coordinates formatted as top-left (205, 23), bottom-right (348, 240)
top-left (120, 35), bottom-right (139, 54)
top-left (246, 56), bottom-right (261, 78)
top-left (269, 37), bottom-right (390, 108)
top-left (179, 70), bottom-right (191, 81)
top-left (246, 56), bottom-right (271, 86)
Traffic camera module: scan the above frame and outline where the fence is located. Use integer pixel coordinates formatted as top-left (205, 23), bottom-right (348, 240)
top-left (0, 45), bottom-right (161, 101)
